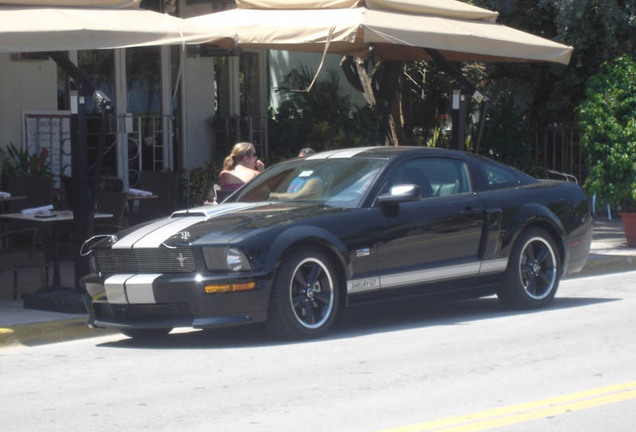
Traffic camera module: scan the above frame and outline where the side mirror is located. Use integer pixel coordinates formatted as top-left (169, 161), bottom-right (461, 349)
top-left (377, 184), bottom-right (422, 206)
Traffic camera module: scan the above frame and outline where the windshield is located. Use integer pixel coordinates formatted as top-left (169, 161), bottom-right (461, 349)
top-left (229, 158), bottom-right (386, 208)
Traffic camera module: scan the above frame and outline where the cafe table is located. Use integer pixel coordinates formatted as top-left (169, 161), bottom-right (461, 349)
top-left (0, 210), bottom-right (112, 290)
top-left (0, 195), bottom-right (27, 202)
top-left (0, 195), bottom-right (26, 212)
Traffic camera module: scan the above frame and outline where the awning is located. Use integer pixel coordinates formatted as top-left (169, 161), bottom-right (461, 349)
top-left (189, 0), bottom-right (572, 65)
top-left (0, 1), bottom-right (232, 52)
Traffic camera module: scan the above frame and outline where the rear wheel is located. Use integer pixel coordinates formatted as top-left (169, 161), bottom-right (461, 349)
top-left (498, 227), bottom-right (561, 308)
top-left (267, 247), bottom-right (340, 339)
top-left (119, 328), bottom-right (172, 340)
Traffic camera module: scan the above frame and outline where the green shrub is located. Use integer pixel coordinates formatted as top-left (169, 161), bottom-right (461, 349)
top-left (578, 54), bottom-right (636, 211)
top-left (268, 66), bottom-right (382, 161)
top-left (179, 162), bottom-right (219, 208)
top-left (477, 93), bottom-right (539, 176)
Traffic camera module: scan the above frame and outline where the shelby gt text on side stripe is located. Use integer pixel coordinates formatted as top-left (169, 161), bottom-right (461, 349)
top-left (81, 147), bottom-right (593, 340)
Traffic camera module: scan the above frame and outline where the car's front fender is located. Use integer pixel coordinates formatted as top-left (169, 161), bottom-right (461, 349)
top-left (263, 225), bottom-right (352, 280)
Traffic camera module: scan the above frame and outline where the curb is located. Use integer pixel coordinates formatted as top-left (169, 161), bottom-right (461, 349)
top-left (0, 318), bottom-right (117, 348)
top-left (566, 255), bottom-right (636, 279)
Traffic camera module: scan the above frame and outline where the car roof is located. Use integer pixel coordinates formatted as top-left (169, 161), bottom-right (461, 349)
top-left (305, 146), bottom-right (469, 161)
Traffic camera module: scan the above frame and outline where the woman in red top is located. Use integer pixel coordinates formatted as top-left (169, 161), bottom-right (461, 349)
top-left (218, 142), bottom-right (265, 192)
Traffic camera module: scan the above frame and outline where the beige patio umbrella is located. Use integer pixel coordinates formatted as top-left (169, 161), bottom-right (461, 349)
top-left (0, 0), bottom-right (233, 52)
top-left (189, 0), bottom-right (573, 65)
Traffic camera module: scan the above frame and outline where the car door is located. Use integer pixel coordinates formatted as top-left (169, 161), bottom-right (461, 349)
top-left (372, 157), bottom-right (486, 290)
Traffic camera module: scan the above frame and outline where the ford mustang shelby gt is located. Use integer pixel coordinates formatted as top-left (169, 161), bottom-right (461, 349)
top-left (81, 147), bottom-right (593, 340)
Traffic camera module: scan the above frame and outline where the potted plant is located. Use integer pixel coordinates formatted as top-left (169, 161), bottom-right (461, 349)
top-left (1, 142), bottom-right (55, 211)
top-left (578, 54), bottom-right (636, 246)
top-left (1, 142), bottom-right (52, 180)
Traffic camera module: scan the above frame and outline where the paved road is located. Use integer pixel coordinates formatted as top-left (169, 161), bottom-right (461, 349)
top-left (1, 271), bottom-right (635, 432)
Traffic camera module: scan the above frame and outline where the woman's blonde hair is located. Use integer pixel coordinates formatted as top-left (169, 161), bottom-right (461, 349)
top-left (223, 142), bottom-right (255, 170)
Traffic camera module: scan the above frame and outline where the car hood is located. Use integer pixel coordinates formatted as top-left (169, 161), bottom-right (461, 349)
top-left (110, 201), bottom-right (351, 249)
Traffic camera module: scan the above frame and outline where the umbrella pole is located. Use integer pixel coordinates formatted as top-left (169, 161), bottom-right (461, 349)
top-left (47, 52), bottom-right (97, 292)
top-left (425, 49), bottom-right (488, 152)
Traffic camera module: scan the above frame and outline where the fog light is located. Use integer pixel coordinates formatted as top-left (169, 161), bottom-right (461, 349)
top-left (204, 282), bottom-right (255, 294)
top-left (232, 282), bottom-right (256, 292)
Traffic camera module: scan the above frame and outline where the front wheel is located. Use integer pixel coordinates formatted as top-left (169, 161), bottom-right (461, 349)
top-left (498, 227), bottom-right (561, 309)
top-left (267, 247), bottom-right (340, 339)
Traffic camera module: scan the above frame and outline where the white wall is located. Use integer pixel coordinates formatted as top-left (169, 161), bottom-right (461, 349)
top-left (268, 51), bottom-right (367, 110)
top-left (180, 0), bottom-right (216, 171)
top-left (182, 55), bottom-right (216, 171)
top-left (0, 54), bottom-right (57, 151)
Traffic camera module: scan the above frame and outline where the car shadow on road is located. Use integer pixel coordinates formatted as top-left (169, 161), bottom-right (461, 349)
top-left (97, 295), bottom-right (616, 350)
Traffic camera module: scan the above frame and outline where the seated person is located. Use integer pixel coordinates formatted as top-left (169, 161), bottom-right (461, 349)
top-left (270, 171), bottom-right (324, 201)
top-left (218, 170), bottom-right (245, 192)
top-left (205, 142), bottom-right (265, 204)
top-left (219, 142), bottom-right (265, 192)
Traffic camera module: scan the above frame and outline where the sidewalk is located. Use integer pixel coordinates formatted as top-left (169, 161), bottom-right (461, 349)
top-left (1, 217), bottom-right (635, 348)
top-left (569, 217), bottom-right (636, 278)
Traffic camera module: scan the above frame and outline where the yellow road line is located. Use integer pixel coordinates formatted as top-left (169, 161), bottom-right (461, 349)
top-left (380, 381), bottom-right (636, 432)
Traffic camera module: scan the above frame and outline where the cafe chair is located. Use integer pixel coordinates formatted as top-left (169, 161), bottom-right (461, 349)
top-left (133, 170), bottom-right (181, 224)
top-left (3, 175), bottom-right (55, 234)
top-left (5, 175), bottom-right (54, 213)
top-left (210, 184), bottom-right (232, 203)
top-left (94, 191), bottom-right (128, 234)
top-left (100, 176), bottom-right (125, 193)
top-left (0, 227), bottom-right (48, 299)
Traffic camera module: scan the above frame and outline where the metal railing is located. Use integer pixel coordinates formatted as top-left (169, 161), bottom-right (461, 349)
top-left (535, 123), bottom-right (584, 184)
top-left (87, 114), bottom-right (173, 187)
top-left (215, 116), bottom-right (269, 161)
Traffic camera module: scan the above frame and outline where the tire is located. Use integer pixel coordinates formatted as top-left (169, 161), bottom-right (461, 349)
top-left (498, 227), bottom-right (561, 309)
top-left (119, 328), bottom-right (172, 340)
top-left (267, 247), bottom-right (340, 339)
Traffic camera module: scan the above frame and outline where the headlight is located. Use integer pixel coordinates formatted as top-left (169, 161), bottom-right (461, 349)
top-left (202, 247), bottom-right (253, 272)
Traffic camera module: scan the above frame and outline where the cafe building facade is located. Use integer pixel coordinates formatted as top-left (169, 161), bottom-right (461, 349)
top-left (0, 0), bottom-right (359, 196)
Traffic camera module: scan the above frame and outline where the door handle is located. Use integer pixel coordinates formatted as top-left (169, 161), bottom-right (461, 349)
top-left (460, 207), bottom-right (482, 217)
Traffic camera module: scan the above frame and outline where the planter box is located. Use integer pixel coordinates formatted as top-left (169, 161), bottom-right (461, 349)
top-left (620, 212), bottom-right (636, 247)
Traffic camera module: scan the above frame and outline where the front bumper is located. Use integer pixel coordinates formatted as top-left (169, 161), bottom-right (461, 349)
top-left (82, 272), bottom-right (271, 330)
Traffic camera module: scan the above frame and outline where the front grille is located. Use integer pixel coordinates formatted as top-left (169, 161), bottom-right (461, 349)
top-left (95, 248), bottom-right (196, 273)
top-left (94, 302), bottom-right (192, 323)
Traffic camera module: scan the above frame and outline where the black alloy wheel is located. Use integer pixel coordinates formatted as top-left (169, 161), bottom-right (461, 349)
top-left (499, 227), bottom-right (561, 308)
top-left (268, 247), bottom-right (339, 339)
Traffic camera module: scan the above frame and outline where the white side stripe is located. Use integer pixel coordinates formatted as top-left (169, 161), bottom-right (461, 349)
top-left (347, 258), bottom-right (509, 294)
top-left (480, 258), bottom-right (509, 274)
top-left (380, 262), bottom-right (481, 289)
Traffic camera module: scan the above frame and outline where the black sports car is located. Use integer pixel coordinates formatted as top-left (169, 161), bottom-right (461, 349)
top-left (81, 147), bottom-right (593, 340)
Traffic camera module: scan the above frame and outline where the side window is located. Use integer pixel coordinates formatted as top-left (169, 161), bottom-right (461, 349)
top-left (382, 157), bottom-right (469, 198)
top-left (483, 163), bottom-right (519, 189)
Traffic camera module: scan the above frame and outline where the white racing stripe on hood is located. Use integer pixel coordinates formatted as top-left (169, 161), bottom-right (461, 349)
top-left (130, 216), bottom-right (208, 248)
top-left (113, 218), bottom-right (186, 249)
top-left (113, 202), bottom-right (269, 249)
